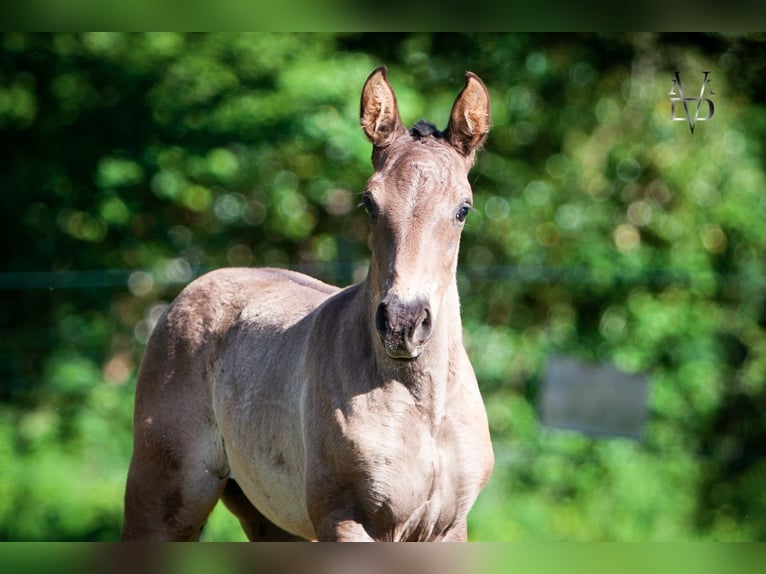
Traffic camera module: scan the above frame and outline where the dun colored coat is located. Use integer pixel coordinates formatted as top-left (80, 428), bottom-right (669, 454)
top-left (121, 66), bottom-right (494, 541)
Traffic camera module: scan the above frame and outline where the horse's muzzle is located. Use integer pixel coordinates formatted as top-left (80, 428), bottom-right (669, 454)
top-left (375, 295), bottom-right (433, 360)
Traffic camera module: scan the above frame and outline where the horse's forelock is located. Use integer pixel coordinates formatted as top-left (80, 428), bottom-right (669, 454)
top-left (410, 120), bottom-right (443, 140)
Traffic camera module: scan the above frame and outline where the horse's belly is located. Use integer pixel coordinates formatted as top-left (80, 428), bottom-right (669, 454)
top-left (227, 447), bottom-right (316, 539)
top-left (214, 361), bottom-right (316, 538)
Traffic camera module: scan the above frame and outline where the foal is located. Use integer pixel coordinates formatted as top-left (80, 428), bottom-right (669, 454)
top-left (121, 66), bottom-right (494, 541)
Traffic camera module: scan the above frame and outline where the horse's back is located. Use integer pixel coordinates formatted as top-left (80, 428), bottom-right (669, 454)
top-left (137, 267), bottom-right (339, 390)
top-left (171, 267), bottom-right (340, 332)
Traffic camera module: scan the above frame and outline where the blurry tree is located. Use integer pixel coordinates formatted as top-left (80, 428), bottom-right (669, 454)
top-left (0, 32), bottom-right (764, 541)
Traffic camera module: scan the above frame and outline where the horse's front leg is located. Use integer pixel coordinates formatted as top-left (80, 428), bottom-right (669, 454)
top-left (442, 519), bottom-right (468, 542)
top-left (314, 511), bottom-right (375, 542)
top-left (307, 487), bottom-right (376, 541)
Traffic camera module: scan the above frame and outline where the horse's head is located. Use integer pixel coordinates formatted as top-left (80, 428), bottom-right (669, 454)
top-left (359, 66), bottom-right (490, 361)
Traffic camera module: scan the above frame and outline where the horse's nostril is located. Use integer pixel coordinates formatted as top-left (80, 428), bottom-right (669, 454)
top-left (375, 297), bottom-right (433, 359)
top-left (413, 305), bottom-right (433, 344)
top-left (421, 307), bottom-right (431, 329)
top-left (375, 302), bottom-right (388, 336)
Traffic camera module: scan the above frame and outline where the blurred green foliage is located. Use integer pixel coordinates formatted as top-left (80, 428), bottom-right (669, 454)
top-left (1, 33), bottom-right (765, 541)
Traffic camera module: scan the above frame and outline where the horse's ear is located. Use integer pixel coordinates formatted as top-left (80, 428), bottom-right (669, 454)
top-left (360, 66), bottom-right (406, 148)
top-left (446, 72), bottom-right (491, 161)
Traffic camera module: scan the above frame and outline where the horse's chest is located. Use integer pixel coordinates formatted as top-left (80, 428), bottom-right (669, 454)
top-left (345, 411), bottom-right (469, 540)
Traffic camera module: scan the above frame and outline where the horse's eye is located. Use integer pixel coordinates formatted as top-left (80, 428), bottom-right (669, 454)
top-left (359, 192), bottom-right (378, 221)
top-left (456, 202), bottom-right (472, 223)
